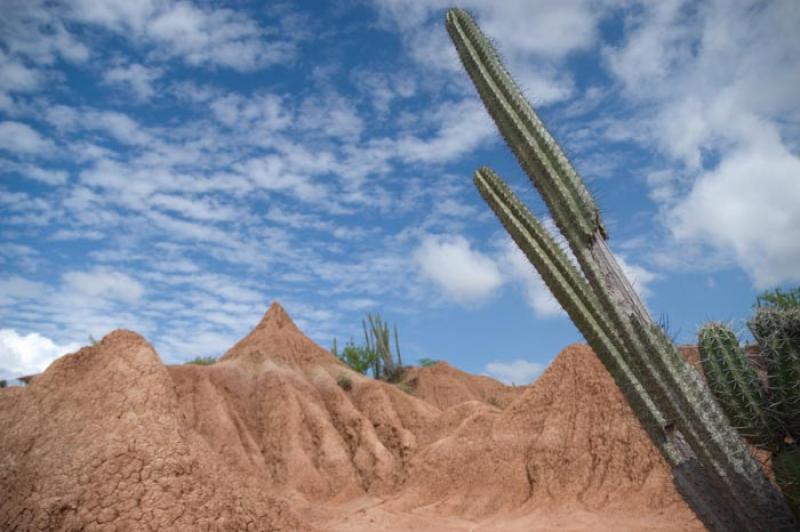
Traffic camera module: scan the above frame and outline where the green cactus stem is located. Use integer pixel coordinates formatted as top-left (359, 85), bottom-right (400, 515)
top-left (446, 7), bottom-right (797, 531)
top-left (699, 303), bottom-right (800, 520)
top-left (750, 307), bottom-right (800, 440)
top-left (698, 323), bottom-right (778, 449)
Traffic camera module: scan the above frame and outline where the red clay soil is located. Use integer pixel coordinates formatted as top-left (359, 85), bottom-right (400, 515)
top-left (0, 302), bottom-right (704, 531)
top-left (399, 360), bottom-right (525, 410)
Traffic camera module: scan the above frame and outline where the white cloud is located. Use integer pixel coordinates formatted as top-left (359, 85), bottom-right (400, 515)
top-left (103, 63), bottom-right (162, 101)
top-left (150, 193), bottom-right (237, 222)
top-left (0, 329), bottom-right (81, 378)
top-left (669, 140), bottom-right (800, 288)
top-left (0, 1), bottom-right (89, 65)
top-left (90, 111), bottom-right (153, 146)
top-left (605, 0), bottom-right (800, 288)
top-left (371, 0), bottom-right (606, 105)
top-left (497, 238), bottom-right (564, 317)
top-left (62, 268), bottom-right (145, 303)
top-left (23, 165), bottom-right (69, 185)
top-left (393, 98), bottom-right (497, 163)
top-left (210, 93), bottom-right (290, 130)
top-left (0, 50), bottom-right (42, 92)
top-left (44, 107), bottom-right (152, 146)
top-left (240, 156), bottom-right (328, 203)
top-left (68, 0), bottom-right (298, 71)
top-left (373, 0), bottom-right (601, 58)
top-left (0, 121), bottom-right (53, 154)
top-left (414, 234), bottom-right (503, 304)
top-left (0, 276), bottom-right (47, 303)
top-left (484, 359), bottom-right (546, 385)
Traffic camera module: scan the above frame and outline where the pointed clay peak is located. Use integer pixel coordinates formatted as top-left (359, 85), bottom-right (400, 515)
top-left (220, 301), bottom-right (341, 368)
top-left (256, 301), bottom-right (299, 331)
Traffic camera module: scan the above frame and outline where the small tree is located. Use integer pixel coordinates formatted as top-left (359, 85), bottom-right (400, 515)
top-left (332, 338), bottom-right (375, 375)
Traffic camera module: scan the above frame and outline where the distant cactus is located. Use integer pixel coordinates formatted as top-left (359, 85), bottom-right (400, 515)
top-left (334, 313), bottom-right (404, 381)
top-left (446, 7), bottom-right (796, 530)
top-left (699, 300), bottom-right (800, 519)
top-left (363, 313), bottom-right (404, 382)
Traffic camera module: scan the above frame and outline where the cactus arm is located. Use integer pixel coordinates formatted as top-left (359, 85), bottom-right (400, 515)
top-left (474, 167), bottom-right (669, 436)
top-left (394, 323), bottom-right (402, 367)
top-left (698, 323), bottom-right (777, 448)
top-left (446, 9), bottom-right (601, 243)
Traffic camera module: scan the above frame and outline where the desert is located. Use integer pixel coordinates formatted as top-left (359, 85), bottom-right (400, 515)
top-left (2, 2), bottom-right (798, 531)
top-left (0, 303), bottom-right (702, 531)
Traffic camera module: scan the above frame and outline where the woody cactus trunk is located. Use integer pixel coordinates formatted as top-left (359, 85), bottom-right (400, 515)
top-left (445, 8), bottom-right (797, 531)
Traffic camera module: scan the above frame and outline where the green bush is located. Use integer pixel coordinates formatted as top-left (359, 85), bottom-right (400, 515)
top-left (337, 374), bottom-right (353, 391)
top-left (332, 338), bottom-right (374, 375)
top-left (185, 356), bottom-right (217, 366)
top-left (418, 357), bottom-right (438, 368)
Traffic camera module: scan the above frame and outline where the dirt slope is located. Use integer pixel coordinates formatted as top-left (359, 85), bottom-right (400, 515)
top-left (0, 302), bottom-right (703, 531)
top-left (400, 360), bottom-right (525, 410)
top-left (389, 344), bottom-right (697, 524)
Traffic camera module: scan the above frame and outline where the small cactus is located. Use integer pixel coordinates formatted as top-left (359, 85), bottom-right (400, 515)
top-left (699, 301), bottom-right (800, 518)
top-left (698, 323), bottom-right (778, 449)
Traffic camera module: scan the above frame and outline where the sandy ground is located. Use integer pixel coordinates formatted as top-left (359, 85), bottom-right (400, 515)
top-left (299, 495), bottom-right (702, 531)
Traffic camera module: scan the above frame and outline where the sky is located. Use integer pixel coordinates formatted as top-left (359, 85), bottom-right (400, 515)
top-left (1, 0), bottom-right (798, 385)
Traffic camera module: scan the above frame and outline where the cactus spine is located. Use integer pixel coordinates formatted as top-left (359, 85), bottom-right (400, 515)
top-left (446, 8), bottom-right (797, 531)
top-left (699, 305), bottom-right (800, 518)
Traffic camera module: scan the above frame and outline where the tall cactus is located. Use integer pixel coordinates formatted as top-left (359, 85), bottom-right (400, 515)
top-left (446, 8), bottom-right (797, 531)
top-left (699, 304), bottom-right (800, 519)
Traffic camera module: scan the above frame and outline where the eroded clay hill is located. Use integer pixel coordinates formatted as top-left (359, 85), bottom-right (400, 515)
top-left (0, 328), bottom-right (310, 532)
top-left (400, 360), bottom-right (525, 410)
top-left (0, 303), bottom-right (702, 531)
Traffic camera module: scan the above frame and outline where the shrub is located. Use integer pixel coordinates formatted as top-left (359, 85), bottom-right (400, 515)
top-left (418, 357), bottom-right (438, 368)
top-left (336, 373), bottom-right (353, 392)
top-left (337, 374), bottom-right (352, 391)
top-left (185, 356), bottom-right (217, 366)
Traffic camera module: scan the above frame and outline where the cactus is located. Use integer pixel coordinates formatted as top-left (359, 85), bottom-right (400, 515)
top-left (362, 313), bottom-right (404, 381)
top-left (446, 7), bottom-right (797, 531)
top-left (698, 303), bottom-right (800, 519)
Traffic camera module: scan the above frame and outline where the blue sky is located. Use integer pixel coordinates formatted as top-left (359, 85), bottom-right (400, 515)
top-left (1, 0), bottom-right (798, 385)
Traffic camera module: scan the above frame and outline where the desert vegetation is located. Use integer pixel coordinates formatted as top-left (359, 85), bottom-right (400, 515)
top-left (184, 355), bottom-right (217, 365)
top-left (699, 287), bottom-right (800, 518)
top-left (331, 312), bottom-right (405, 382)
